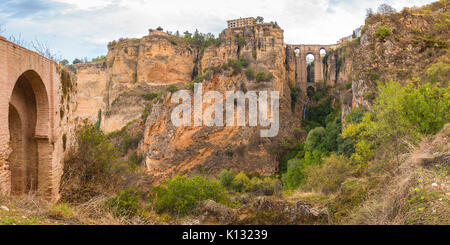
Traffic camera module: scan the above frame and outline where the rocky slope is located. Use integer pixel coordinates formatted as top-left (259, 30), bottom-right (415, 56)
top-left (324, 1), bottom-right (449, 122)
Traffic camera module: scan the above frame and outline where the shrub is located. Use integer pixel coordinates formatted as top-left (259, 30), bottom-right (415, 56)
top-left (426, 61), bottom-right (450, 86)
top-left (374, 26), bottom-right (392, 41)
top-left (245, 68), bottom-right (255, 80)
top-left (152, 175), bottom-right (227, 216)
top-left (305, 127), bottom-right (327, 153)
top-left (345, 108), bottom-right (369, 125)
top-left (166, 84), bottom-right (178, 93)
top-left (282, 159), bottom-right (307, 190)
top-left (106, 186), bottom-right (141, 218)
top-left (128, 152), bottom-right (143, 167)
top-left (290, 85), bottom-right (301, 106)
top-left (231, 172), bottom-right (251, 192)
top-left (236, 35), bottom-right (246, 48)
top-left (61, 121), bottom-right (122, 203)
top-left (249, 177), bottom-right (282, 196)
top-left (312, 91), bottom-right (324, 101)
top-left (141, 104), bottom-right (152, 121)
top-left (142, 92), bottom-right (163, 101)
top-left (228, 59), bottom-right (242, 75)
top-left (303, 154), bottom-right (355, 194)
top-left (120, 132), bottom-right (143, 154)
top-left (219, 169), bottom-right (235, 188)
top-left (239, 57), bottom-right (249, 67)
top-left (188, 75), bottom-right (204, 91)
top-left (279, 142), bottom-right (305, 173)
top-left (256, 72), bottom-right (274, 82)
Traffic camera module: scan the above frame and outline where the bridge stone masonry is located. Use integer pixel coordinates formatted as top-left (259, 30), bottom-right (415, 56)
top-left (286, 44), bottom-right (337, 94)
top-left (0, 36), bottom-right (69, 202)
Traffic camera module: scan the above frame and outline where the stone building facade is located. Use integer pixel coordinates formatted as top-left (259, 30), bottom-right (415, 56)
top-left (227, 17), bottom-right (256, 28)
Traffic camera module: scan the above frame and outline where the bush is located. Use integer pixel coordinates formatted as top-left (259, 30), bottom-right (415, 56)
top-left (188, 75), bottom-right (204, 91)
top-left (282, 159), bottom-right (307, 190)
top-left (228, 59), bottom-right (242, 75)
top-left (141, 104), bottom-right (152, 121)
top-left (245, 68), bottom-right (255, 80)
top-left (239, 57), bottom-right (249, 67)
top-left (219, 169), bottom-right (235, 188)
top-left (427, 61), bottom-right (450, 86)
top-left (152, 175), bottom-right (227, 216)
top-left (374, 26), bottom-right (392, 41)
top-left (256, 72), bottom-right (274, 82)
top-left (142, 92), bottom-right (163, 101)
top-left (166, 84), bottom-right (178, 93)
top-left (345, 108), bottom-right (369, 124)
top-left (303, 154), bottom-right (355, 194)
top-left (305, 127), bottom-right (327, 153)
top-left (120, 132), bottom-right (143, 154)
top-left (231, 172), bottom-right (251, 192)
top-left (61, 121), bottom-right (122, 203)
top-left (106, 186), bottom-right (141, 218)
top-left (249, 177), bottom-right (282, 196)
top-left (236, 35), bottom-right (246, 48)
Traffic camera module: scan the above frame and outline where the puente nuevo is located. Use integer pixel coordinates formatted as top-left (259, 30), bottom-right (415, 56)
top-left (0, 21), bottom-right (351, 201)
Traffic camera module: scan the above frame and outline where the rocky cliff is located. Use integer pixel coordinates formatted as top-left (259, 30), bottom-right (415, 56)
top-left (73, 31), bottom-right (198, 133)
top-left (324, 1), bottom-right (449, 123)
top-left (140, 24), bottom-right (302, 183)
top-left (73, 24), bottom-right (303, 183)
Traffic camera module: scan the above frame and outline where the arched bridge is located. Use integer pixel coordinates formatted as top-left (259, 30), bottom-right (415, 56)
top-left (286, 44), bottom-right (337, 95)
top-left (0, 36), bottom-right (65, 201)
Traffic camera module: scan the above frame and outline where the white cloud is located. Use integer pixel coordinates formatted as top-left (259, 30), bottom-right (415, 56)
top-left (1, 0), bottom-right (437, 62)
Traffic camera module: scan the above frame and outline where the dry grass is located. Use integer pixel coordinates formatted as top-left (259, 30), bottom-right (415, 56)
top-left (0, 192), bottom-right (154, 225)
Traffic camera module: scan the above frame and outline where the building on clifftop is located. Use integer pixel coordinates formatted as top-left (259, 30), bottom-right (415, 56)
top-left (227, 17), bottom-right (256, 28)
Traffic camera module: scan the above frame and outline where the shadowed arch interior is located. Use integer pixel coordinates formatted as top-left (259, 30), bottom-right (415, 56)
top-left (8, 70), bottom-right (51, 195)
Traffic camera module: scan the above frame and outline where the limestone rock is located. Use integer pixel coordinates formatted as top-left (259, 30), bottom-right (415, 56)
top-left (198, 200), bottom-right (237, 225)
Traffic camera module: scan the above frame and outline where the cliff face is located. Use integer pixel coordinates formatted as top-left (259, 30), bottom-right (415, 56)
top-left (73, 24), bottom-right (303, 183)
top-left (74, 31), bottom-right (198, 132)
top-left (140, 24), bottom-right (302, 183)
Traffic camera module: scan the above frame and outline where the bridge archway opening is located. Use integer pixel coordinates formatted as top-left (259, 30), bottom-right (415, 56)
top-left (294, 48), bottom-right (300, 56)
top-left (319, 48), bottom-right (327, 56)
top-left (307, 86), bottom-right (316, 99)
top-left (8, 70), bottom-right (50, 195)
top-left (306, 53), bottom-right (315, 83)
top-left (306, 53), bottom-right (315, 63)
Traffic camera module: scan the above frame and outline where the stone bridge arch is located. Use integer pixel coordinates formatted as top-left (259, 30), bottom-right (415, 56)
top-left (0, 36), bottom-right (64, 201)
top-left (287, 44), bottom-right (337, 95)
top-left (8, 70), bottom-right (52, 195)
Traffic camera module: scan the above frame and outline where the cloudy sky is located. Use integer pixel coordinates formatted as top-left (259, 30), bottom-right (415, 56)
top-left (0, 0), bottom-right (435, 62)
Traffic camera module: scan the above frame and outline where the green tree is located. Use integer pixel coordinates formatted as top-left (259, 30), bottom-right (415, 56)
top-left (231, 172), bottom-right (251, 192)
top-left (374, 26), bottom-right (392, 41)
top-left (219, 169), bottom-right (235, 188)
top-left (256, 16), bottom-right (264, 24)
top-left (60, 59), bottom-right (69, 66)
top-left (72, 58), bottom-right (83, 64)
